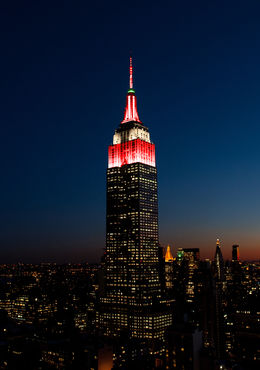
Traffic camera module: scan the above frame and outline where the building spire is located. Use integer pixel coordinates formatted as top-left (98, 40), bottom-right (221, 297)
top-left (165, 245), bottom-right (174, 262)
top-left (214, 238), bottom-right (225, 281)
top-left (121, 57), bottom-right (141, 124)
top-left (129, 56), bottom-right (133, 89)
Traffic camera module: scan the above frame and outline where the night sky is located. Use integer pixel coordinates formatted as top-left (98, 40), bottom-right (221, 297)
top-left (1, 1), bottom-right (260, 263)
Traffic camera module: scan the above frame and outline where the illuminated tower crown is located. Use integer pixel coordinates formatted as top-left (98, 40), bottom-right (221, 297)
top-left (108, 57), bottom-right (155, 168)
top-left (165, 245), bottom-right (174, 262)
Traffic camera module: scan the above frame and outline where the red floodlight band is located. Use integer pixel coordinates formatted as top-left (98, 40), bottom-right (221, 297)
top-left (108, 138), bottom-right (156, 168)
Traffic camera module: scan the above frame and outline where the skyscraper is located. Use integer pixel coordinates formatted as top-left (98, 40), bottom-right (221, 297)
top-left (165, 245), bottom-right (174, 290)
top-left (213, 239), bottom-right (226, 360)
top-left (182, 248), bottom-right (200, 305)
top-left (214, 239), bottom-right (225, 282)
top-left (97, 58), bottom-right (172, 361)
top-left (232, 244), bottom-right (239, 262)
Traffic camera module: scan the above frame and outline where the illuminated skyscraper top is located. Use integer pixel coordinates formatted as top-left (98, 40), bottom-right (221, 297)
top-left (108, 57), bottom-right (155, 168)
top-left (165, 245), bottom-right (174, 262)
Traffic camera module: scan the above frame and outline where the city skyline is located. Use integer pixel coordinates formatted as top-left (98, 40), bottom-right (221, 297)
top-left (1, 1), bottom-right (260, 262)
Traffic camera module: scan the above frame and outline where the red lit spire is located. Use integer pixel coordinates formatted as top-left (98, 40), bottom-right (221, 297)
top-left (129, 56), bottom-right (133, 89)
top-left (121, 57), bottom-right (141, 124)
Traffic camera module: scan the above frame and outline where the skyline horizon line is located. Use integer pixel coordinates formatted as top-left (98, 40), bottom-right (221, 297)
top-left (0, 240), bottom-right (258, 265)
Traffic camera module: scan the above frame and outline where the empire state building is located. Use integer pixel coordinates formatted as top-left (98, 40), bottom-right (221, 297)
top-left (97, 58), bottom-right (172, 356)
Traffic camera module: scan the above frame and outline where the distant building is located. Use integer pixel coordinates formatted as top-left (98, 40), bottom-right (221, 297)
top-left (232, 244), bottom-right (239, 261)
top-left (165, 245), bottom-right (174, 290)
top-left (213, 239), bottom-right (226, 360)
top-left (176, 248), bottom-right (184, 263)
top-left (165, 323), bottom-right (202, 370)
top-left (165, 245), bottom-right (174, 262)
top-left (182, 248), bottom-right (200, 304)
top-left (214, 239), bottom-right (224, 282)
top-left (183, 248), bottom-right (200, 262)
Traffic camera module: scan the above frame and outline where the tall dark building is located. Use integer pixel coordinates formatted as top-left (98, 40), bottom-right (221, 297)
top-left (165, 245), bottom-right (174, 290)
top-left (182, 248), bottom-right (200, 305)
top-left (214, 239), bottom-right (225, 282)
top-left (213, 239), bottom-right (226, 360)
top-left (232, 244), bottom-right (239, 261)
top-left (97, 58), bottom-right (172, 360)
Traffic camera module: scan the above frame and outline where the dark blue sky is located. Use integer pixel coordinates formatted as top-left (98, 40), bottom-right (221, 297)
top-left (1, 0), bottom-right (260, 262)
